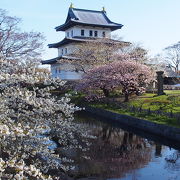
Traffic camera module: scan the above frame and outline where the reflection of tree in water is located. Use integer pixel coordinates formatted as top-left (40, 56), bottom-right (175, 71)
top-left (155, 143), bottom-right (162, 157)
top-left (165, 150), bottom-right (180, 171)
top-left (66, 125), bottom-right (153, 179)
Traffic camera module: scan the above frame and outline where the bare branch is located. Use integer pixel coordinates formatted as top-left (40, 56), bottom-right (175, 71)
top-left (164, 42), bottom-right (180, 74)
top-left (0, 9), bottom-right (45, 63)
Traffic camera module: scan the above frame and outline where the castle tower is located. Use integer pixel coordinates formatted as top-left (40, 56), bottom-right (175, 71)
top-left (42, 5), bottom-right (123, 79)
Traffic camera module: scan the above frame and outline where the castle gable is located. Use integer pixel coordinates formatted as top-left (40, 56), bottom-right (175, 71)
top-left (55, 7), bottom-right (123, 31)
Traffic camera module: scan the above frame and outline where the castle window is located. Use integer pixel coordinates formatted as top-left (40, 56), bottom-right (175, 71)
top-left (89, 30), bottom-right (93, 37)
top-left (102, 31), bottom-right (106, 37)
top-left (94, 31), bottom-right (98, 37)
top-left (65, 48), bottom-right (67, 54)
top-left (81, 29), bottom-right (84, 36)
top-left (71, 30), bottom-right (73, 37)
top-left (67, 32), bottom-right (69, 37)
top-left (62, 49), bottom-right (63, 55)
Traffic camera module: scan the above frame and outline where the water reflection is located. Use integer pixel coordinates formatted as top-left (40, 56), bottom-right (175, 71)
top-left (54, 112), bottom-right (180, 179)
top-left (78, 127), bottom-right (152, 179)
top-left (165, 150), bottom-right (180, 171)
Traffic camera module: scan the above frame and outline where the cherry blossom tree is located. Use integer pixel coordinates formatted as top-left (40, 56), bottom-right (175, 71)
top-left (60, 38), bottom-right (130, 73)
top-left (0, 58), bottom-right (95, 179)
top-left (76, 60), bottom-right (153, 102)
top-left (0, 8), bottom-right (99, 179)
top-left (0, 8), bottom-right (98, 180)
top-left (60, 38), bottom-right (149, 77)
top-left (116, 43), bottom-right (148, 63)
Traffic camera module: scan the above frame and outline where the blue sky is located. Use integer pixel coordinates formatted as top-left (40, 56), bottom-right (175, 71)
top-left (1, 0), bottom-right (180, 60)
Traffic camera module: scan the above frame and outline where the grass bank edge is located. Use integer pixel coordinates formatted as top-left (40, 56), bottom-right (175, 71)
top-left (90, 103), bottom-right (180, 128)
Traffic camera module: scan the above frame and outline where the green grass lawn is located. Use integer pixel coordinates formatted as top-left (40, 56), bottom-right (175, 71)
top-left (127, 90), bottom-right (180, 113)
top-left (91, 103), bottom-right (179, 128)
top-left (71, 90), bottom-right (180, 128)
top-left (165, 90), bottom-right (180, 95)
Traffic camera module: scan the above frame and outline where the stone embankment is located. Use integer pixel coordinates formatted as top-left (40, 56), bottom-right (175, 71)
top-left (84, 106), bottom-right (180, 143)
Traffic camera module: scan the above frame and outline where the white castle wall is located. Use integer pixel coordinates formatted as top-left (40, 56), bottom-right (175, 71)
top-left (65, 25), bottom-right (111, 38)
top-left (51, 63), bottom-right (83, 80)
top-left (58, 25), bottom-right (111, 57)
top-left (58, 43), bottom-right (77, 56)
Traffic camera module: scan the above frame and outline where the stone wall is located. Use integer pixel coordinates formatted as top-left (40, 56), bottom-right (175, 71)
top-left (84, 106), bottom-right (180, 143)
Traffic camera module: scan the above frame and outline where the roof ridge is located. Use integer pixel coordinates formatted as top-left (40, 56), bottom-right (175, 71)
top-left (71, 8), bottom-right (105, 13)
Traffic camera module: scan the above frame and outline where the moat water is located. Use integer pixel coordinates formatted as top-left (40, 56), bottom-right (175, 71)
top-left (44, 111), bottom-right (180, 180)
top-left (72, 112), bottom-right (180, 180)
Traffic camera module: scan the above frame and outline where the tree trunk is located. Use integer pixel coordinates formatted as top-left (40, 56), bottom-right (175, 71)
top-left (155, 144), bottom-right (162, 157)
top-left (124, 93), bottom-right (129, 102)
top-left (102, 88), bottom-right (109, 97)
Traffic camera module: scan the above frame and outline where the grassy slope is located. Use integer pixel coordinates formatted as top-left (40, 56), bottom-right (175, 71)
top-left (71, 90), bottom-right (180, 128)
top-left (91, 102), bottom-right (180, 128)
top-left (127, 90), bottom-right (180, 113)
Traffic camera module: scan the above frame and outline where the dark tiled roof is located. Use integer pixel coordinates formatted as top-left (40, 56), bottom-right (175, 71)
top-left (41, 55), bottom-right (79, 65)
top-left (48, 37), bottom-right (130, 48)
top-left (48, 38), bottom-right (86, 48)
top-left (55, 8), bottom-right (123, 31)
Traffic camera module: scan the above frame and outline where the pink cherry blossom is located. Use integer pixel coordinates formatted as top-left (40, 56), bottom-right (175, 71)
top-left (76, 60), bottom-right (154, 101)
